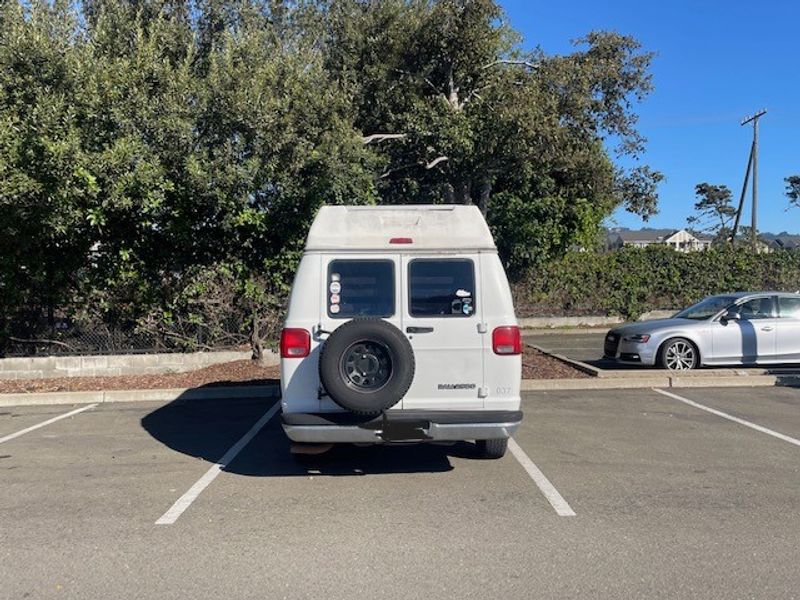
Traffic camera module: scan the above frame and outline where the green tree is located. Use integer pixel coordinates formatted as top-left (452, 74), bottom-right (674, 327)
top-left (320, 1), bottom-right (661, 274)
top-left (786, 175), bottom-right (800, 209)
top-left (687, 183), bottom-right (736, 240)
top-left (0, 0), bottom-right (663, 351)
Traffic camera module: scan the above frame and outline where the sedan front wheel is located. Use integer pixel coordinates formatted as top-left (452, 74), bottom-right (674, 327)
top-left (658, 338), bottom-right (699, 371)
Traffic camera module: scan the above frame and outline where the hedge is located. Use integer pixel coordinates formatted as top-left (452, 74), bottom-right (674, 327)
top-left (513, 246), bottom-right (800, 319)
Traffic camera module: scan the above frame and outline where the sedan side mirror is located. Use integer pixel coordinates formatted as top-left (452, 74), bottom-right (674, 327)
top-left (723, 308), bottom-right (741, 321)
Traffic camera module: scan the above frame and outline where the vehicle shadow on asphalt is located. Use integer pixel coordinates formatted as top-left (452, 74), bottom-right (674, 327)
top-left (141, 390), bottom-right (480, 477)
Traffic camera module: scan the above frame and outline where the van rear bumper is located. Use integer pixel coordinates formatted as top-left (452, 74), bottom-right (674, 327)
top-left (282, 410), bottom-right (523, 444)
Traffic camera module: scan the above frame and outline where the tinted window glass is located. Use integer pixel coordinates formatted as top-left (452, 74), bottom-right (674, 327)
top-left (409, 260), bottom-right (475, 317)
top-left (328, 260), bottom-right (394, 318)
top-left (778, 296), bottom-right (800, 319)
top-left (737, 297), bottom-right (774, 320)
top-left (675, 296), bottom-right (737, 320)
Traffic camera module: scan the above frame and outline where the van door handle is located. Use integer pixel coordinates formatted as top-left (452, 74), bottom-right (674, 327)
top-left (760, 326), bottom-right (774, 332)
top-left (406, 327), bottom-right (434, 334)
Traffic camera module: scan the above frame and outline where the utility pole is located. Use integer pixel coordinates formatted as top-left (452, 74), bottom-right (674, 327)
top-left (740, 109), bottom-right (767, 251)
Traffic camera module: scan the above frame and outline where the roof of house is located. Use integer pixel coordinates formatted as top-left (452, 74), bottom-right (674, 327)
top-left (305, 205), bottom-right (496, 251)
top-left (613, 229), bottom-right (676, 243)
top-left (611, 228), bottom-right (714, 243)
top-left (770, 235), bottom-right (800, 249)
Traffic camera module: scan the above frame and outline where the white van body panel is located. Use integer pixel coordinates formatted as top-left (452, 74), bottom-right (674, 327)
top-left (305, 205), bottom-right (496, 251)
top-left (280, 205), bottom-right (521, 443)
top-left (400, 252), bottom-right (485, 410)
top-left (281, 253), bottom-right (323, 414)
top-left (480, 252), bottom-right (522, 411)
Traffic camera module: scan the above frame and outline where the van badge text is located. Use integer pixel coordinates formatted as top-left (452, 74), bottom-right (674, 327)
top-left (437, 383), bottom-right (476, 390)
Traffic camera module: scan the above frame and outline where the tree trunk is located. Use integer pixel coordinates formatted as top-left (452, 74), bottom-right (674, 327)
top-left (454, 181), bottom-right (471, 204)
top-left (250, 307), bottom-right (264, 363)
top-left (477, 180), bottom-right (492, 217)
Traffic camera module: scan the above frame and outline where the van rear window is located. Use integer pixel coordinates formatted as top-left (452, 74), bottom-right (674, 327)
top-left (409, 259), bottom-right (476, 317)
top-left (327, 260), bottom-right (395, 318)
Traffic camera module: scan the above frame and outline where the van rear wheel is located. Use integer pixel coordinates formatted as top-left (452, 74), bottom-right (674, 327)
top-left (476, 438), bottom-right (508, 459)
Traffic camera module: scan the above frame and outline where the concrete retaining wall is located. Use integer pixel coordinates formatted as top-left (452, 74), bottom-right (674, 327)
top-left (0, 350), bottom-right (279, 380)
top-left (637, 310), bottom-right (678, 321)
top-left (518, 316), bottom-right (624, 329)
top-left (519, 310), bottom-right (679, 329)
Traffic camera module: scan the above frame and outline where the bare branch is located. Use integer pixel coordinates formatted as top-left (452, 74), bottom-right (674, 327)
top-left (380, 157), bottom-right (448, 179)
top-left (425, 156), bottom-right (448, 169)
top-left (362, 133), bottom-right (407, 145)
top-left (481, 59), bottom-right (539, 70)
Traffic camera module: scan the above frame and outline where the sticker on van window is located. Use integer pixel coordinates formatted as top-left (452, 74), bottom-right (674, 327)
top-left (329, 281), bottom-right (341, 294)
top-left (330, 304), bottom-right (340, 314)
top-left (455, 289), bottom-right (471, 298)
top-left (330, 293), bottom-right (340, 304)
top-left (330, 273), bottom-right (341, 282)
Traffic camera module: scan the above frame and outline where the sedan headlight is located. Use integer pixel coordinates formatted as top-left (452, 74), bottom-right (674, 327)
top-left (623, 334), bottom-right (651, 343)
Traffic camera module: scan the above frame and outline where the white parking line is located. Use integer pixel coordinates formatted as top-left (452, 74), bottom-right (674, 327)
top-left (653, 388), bottom-right (800, 448)
top-left (156, 402), bottom-right (281, 525)
top-left (508, 438), bottom-right (576, 516)
top-left (0, 403), bottom-right (98, 444)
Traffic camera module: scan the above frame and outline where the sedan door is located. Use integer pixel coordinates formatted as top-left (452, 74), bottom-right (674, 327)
top-left (711, 296), bottom-right (777, 364)
top-left (776, 296), bottom-right (800, 362)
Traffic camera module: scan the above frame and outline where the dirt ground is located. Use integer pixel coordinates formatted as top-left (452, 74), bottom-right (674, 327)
top-left (0, 345), bottom-right (585, 394)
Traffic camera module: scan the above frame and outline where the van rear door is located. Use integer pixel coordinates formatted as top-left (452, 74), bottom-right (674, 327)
top-left (400, 256), bottom-right (485, 410)
top-left (317, 255), bottom-right (404, 411)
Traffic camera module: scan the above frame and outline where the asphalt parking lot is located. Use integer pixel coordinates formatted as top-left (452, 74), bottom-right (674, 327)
top-left (524, 329), bottom-right (616, 367)
top-left (2, 385), bottom-right (800, 599)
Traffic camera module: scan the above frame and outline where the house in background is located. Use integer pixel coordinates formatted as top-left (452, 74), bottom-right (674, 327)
top-left (607, 228), bottom-right (714, 252)
top-left (765, 234), bottom-right (800, 251)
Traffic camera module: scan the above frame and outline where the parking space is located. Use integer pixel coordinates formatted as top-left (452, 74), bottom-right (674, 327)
top-left (2, 384), bottom-right (799, 598)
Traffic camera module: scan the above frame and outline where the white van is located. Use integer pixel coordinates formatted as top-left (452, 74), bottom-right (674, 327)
top-left (279, 205), bottom-right (522, 458)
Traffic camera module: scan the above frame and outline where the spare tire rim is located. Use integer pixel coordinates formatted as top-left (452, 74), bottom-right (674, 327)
top-left (340, 340), bottom-right (393, 391)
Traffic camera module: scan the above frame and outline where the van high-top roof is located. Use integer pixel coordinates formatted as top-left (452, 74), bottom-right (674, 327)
top-left (305, 205), bottom-right (496, 251)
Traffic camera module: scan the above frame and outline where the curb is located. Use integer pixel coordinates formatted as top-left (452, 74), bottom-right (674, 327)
top-left (521, 377), bottom-right (670, 391)
top-left (525, 343), bottom-right (603, 377)
top-left (520, 375), bottom-right (799, 391)
top-left (3, 374), bottom-right (798, 406)
top-left (0, 384), bottom-right (280, 407)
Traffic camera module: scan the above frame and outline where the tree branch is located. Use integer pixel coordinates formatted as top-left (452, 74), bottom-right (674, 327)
top-left (362, 133), bottom-right (407, 145)
top-left (481, 59), bottom-right (539, 70)
top-left (380, 156), bottom-right (449, 179)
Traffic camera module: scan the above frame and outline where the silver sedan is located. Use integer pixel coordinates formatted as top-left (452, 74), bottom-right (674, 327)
top-left (604, 292), bottom-right (800, 370)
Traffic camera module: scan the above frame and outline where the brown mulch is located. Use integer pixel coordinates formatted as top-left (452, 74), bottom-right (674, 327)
top-left (0, 346), bottom-right (586, 394)
top-left (0, 360), bottom-right (280, 394)
top-left (522, 345), bottom-right (589, 379)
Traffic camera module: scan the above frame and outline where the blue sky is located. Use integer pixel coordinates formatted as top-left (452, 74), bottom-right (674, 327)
top-left (500, 0), bottom-right (800, 234)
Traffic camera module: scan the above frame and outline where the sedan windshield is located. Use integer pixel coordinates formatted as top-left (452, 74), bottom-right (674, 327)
top-left (674, 296), bottom-right (737, 320)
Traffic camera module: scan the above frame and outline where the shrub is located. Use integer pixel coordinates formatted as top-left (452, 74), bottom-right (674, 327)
top-left (513, 246), bottom-right (800, 319)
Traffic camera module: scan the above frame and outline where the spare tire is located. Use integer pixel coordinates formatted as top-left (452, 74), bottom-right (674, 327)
top-left (319, 318), bottom-right (415, 415)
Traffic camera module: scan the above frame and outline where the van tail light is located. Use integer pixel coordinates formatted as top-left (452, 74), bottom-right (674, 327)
top-left (280, 328), bottom-right (310, 358)
top-left (492, 326), bottom-right (521, 355)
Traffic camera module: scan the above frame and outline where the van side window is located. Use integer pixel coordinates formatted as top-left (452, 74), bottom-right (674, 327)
top-left (327, 260), bottom-right (395, 318)
top-left (409, 259), bottom-right (475, 317)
